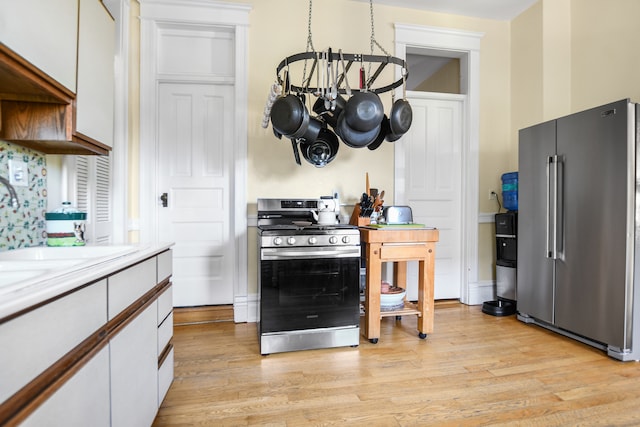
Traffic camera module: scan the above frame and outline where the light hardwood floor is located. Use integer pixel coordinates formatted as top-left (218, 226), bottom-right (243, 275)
top-left (154, 302), bottom-right (640, 426)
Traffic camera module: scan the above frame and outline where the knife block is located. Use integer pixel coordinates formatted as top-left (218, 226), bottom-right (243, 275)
top-left (349, 204), bottom-right (371, 226)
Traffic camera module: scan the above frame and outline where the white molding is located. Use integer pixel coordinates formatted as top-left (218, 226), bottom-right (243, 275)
top-left (108, 0), bottom-right (131, 245)
top-left (394, 24), bottom-right (483, 306)
top-left (468, 280), bottom-right (495, 306)
top-left (479, 212), bottom-right (497, 223)
top-left (139, 0), bottom-right (250, 321)
top-left (237, 293), bottom-right (259, 323)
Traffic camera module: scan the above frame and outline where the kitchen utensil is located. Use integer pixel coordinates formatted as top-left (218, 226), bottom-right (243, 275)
top-left (367, 115), bottom-right (390, 150)
top-left (343, 91), bottom-right (384, 133)
top-left (270, 94), bottom-right (306, 136)
top-left (300, 127), bottom-right (339, 167)
top-left (389, 98), bottom-right (413, 135)
top-left (366, 173), bottom-right (370, 196)
top-left (297, 115), bottom-right (323, 144)
top-left (312, 94), bottom-right (345, 128)
top-left (388, 69), bottom-right (412, 136)
top-left (335, 113), bottom-right (380, 148)
top-left (385, 131), bottom-right (403, 142)
top-left (291, 139), bottom-right (301, 165)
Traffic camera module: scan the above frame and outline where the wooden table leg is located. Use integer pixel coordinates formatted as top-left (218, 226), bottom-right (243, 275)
top-left (416, 244), bottom-right (435, 336)
top-left (365, 243), bottom-right (382, 343)
top-left (394, 261), bottom-right (407, 290)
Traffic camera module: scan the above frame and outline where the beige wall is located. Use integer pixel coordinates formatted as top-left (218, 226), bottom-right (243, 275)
top-left (128, 0), bottom-right (514, 288)
top-left (412, 59), bottom-right (460, 94)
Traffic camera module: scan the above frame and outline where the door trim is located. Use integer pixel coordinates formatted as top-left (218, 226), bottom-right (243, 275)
top-left (394, 24), bottom-right (483, 304)
top-left (138, 0), bottom-right (250, 321)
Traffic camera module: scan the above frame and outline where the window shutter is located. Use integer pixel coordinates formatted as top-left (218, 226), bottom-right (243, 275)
top-left (74, 155), bottom-right (112, 244)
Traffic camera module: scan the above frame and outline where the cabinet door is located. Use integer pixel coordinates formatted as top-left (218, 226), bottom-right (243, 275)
top-left (21, 346), bottom-right (110, 427)
top-left (0, 0), bottom-right (78, 91)
top-left (110, 301), bottom-right (158, 427)
top-left (75, 0), bottom-right (115, 147)
top-left (0, 279), bottom-right (107, 403)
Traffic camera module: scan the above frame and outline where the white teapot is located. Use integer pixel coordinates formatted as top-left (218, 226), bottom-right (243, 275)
top-left (310, 199), bottom-right (338, 225)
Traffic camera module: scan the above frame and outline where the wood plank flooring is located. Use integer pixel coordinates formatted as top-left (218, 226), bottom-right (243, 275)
top-left (153, 302), bottom-right (640, 426)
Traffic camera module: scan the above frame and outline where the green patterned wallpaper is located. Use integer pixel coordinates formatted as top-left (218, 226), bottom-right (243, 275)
top-left (0, 141), bottom-right (47, 250)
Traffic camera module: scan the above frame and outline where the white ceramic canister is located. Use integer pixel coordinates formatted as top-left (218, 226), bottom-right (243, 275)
top-left (45, 202), bottom-right (87, 246)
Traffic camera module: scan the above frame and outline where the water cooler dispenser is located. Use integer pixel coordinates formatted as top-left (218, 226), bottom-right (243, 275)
top-left (483, 172), bottom-right (518, 316)
top-left (483, 212), bottom-right (517, 316)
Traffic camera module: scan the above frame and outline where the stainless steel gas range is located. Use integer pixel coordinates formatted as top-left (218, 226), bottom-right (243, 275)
top-left (257, 198), bottom-right (361, 355)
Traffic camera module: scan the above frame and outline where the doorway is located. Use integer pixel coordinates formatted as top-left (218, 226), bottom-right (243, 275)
top-left (138, 1), bottom-right (250, 319)
top-left (394, 24), bottom-right (483, 304)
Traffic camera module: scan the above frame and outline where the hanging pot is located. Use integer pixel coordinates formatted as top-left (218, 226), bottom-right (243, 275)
top-left (336, 112), bottom-right (381, 148)
top-left (343, 91), bottom-right (384, 132)
top-left (298, 115), bottom-right (323, 143)
top-left (385, 131), bottom-right (403, 142)
top-left (388, 98), bottom-right (413, 136)
top-left (367, 115), bottom-right (390, 151)
top-left (270, 94), bottom-right (307, 137)
top-left (312, 95), bottom-right (346, 129)
top-left (300, 128), bottom-right (339, 167)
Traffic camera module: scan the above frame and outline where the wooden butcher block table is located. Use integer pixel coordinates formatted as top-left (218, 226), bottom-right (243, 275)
top-left (359, 226), bottom-right (439, 343)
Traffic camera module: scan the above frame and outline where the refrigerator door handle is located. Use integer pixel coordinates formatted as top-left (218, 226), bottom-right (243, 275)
top-left (546, 156), bottom-right (554, 258)
top-left (546, 155), bottom-right (562, 260)
top-left (555, 155), bottom-right (564, 260)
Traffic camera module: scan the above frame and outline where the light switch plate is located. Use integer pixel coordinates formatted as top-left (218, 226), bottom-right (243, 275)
top-left (9, 159), bottom-right (28, 187)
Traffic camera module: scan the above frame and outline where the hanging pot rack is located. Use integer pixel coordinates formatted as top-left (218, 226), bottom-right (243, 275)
top-left (276, 51), bottom-right (408, 95)
top-left (263, 0), bottom-right (413, 167)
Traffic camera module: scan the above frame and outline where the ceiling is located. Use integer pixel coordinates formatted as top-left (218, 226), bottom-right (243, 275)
top-left (360, 0), bottom-right (539, 21)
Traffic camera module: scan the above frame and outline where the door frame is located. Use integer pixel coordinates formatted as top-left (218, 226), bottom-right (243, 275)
top-left (395, 92), bottom-right (465, 300)
top-left (138, 0), bottom-right (251, 321)
top-left (394, 24), bottom-right (483, 304)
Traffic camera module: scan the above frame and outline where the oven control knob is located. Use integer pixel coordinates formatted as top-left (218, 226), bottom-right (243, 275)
top-left (273, 237), bottom-right (283, 246)
top-left (308, 237), bottom-right (318, 245)
top-left (287, 237), bottom-right (296, 245)
top-left (342, 236), bottom-right (351, 244)
top-left (329, 236), bottom-right (339, 244)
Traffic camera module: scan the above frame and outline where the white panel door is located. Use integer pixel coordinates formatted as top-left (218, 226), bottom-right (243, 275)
top-left (158, 82), bottom-right (234, 306)
top-left (396, 95), bottom-right (463, 300)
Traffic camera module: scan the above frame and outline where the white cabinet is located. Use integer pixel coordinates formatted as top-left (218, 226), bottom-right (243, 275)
top-left (0, 249), bottom-right (173, 426)
top-left (21, 345), bottom-right (111, 427)
top-left (108, 257), bottom-right (157, 319)
top-left (75, 0), bottom-right (115, 148)
top-left (0, 279), bottom-right (107, 403)
top-left (0, 0), bottom-right (78, 91)
top-left (110, 301), bottom-right (159, 427)
top-left (157, 284), bottom-right (174, 404)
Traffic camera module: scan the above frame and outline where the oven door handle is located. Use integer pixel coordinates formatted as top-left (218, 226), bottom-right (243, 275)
top-left (261, 247), bottom-right (360, 260)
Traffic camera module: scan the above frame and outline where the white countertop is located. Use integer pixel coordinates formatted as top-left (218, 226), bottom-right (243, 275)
top-left (0, 243), bottom-right (173, 320)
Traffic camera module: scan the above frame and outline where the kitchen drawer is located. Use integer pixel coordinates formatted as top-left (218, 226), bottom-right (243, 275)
top-left (158, 312), bottom-right (173, 356)
top-left (157, 284), bottom-right (173, 325)
top-left (157, 250), bottom-right (173, 283)
top-left (380, 244), bottom-right (429, 261)
top-left (0, 279), bottom-right (107, 403)
top-left (158, 346), bottom-right (174, 406)
top-left (108, 258), bottom-right (156, 320)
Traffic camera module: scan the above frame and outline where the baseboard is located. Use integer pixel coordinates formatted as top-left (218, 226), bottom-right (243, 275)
top-left (467, 280), bottom-right (496, 305)
top-left (173, 305), bottom-right (234, 325)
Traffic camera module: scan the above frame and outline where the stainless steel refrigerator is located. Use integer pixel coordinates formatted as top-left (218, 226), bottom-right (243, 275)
top-left (517, 98), bottom-right (640, 361)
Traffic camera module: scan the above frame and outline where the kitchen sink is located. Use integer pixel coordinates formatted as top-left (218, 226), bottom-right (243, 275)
top-left (0, 245), bottom-right (138, 261)
top-left (0, 245), bottom-right (142, 292)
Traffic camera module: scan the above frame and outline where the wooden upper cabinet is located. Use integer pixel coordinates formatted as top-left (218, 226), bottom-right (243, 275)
top-left (0, 0), bottom-right (114, 155)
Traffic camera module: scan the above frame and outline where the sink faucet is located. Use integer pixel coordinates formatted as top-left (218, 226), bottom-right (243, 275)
top-left (0, 176), bottom-right (20, 209)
